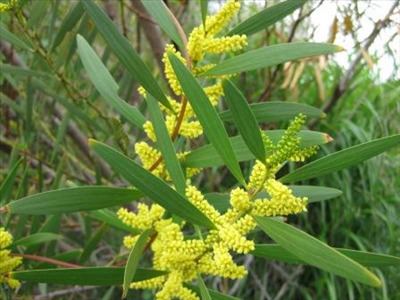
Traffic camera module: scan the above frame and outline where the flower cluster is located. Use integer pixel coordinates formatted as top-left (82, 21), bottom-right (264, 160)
top-left (0, 227), bottom-right (22, 289)
top-left (136, 0), bottom-right (247, 184)
top-left (117, 1), bottom-right (318, 299)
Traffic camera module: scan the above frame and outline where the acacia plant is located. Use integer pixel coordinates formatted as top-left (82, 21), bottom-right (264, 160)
top-left (1, 0), bottom-right (399, 299)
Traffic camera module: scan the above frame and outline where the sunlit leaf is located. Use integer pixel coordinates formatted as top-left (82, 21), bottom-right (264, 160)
top-left (204, 43), bottom-right (341, 76)
top-left (255, 217), bottom-right (381, 287)
top-left (7, 187), bottom-right (142, 215)
top-left (281, 134), bottom-right (400, 183)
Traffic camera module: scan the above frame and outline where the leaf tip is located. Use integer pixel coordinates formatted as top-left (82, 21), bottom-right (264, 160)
top-left (324, 134), bottom-right (334, 143)
top-left (88, 138), bottom-right (98, 147)
top-left (335, 45), bottom-right (346, 52)
top-left (0, 205), bottom-right (9, 214)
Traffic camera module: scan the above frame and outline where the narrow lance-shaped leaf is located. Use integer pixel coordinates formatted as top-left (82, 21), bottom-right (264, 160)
top-left (200, 0), bottom-right (208, 28)
top-left (281, 134), bottom-right (400, 183)
top-left (197, 274), bottom-right (212, 300)
top-left (255, 217), bottom-right (381, 287)
top-left (13, 233), bottom-right (62, 248)
top-left (223, 80), bottom-right (265, 161)
top-left (123, 230), bottom-right (152, 298)
top-left (147, 94), bottom-right (186, 195)
top-left (12, 267), bottom-right (166, 286)
top-left (5, 186), bottom-right (142, 215)
top-left (89, 140), bottom-right (215, 229)
top-left (51, 1), bottom-right (84, 51)
top-left (0, 22), bottom-right (32, 50)
top-left (228, 0), bottom-right (306, 36)
top-left (220, 101), bottom-right (325, 123)
top-left (82, 0), bottom-right (171, 109)
top-left (184, 130), bottom-right (330, 168)
top-left (141, 0), bottom-right (184, 49)
top-left (168, 53), bottom-right (245, 185)
top-left (204, 42), bottom-right (342, 76)
top-left (252, 244), bottom-right (400, 267)
top-left (0, 158), bottom-right (24, 204)
top-left (76, 35), bottom-right (145, 128)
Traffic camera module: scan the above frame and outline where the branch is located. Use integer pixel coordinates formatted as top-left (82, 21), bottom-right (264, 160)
top-left (129, 0), bottom-right (166, 74)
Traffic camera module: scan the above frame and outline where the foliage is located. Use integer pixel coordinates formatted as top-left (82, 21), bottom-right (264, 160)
top-left (0, 0), bottom-right (399, 299)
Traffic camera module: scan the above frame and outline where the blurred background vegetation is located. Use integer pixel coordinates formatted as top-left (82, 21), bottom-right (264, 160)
top-left (0, 0), bottom-right (399, 299)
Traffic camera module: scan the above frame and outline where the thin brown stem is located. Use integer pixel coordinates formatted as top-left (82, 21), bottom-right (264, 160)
top-left (14, 254), bottom-right (82, 268)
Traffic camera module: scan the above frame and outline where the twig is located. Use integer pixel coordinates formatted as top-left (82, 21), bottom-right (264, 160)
top-left (13, 253), bottom-right (81, 268)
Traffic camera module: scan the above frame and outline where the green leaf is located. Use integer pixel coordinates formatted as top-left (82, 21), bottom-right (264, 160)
top-left (0, 22), bottom-right (32, 50)
top-left (0, 158), bottom-right (23, 205)
top-left (168, 53), bottom-right (245, 185)
top-left (7, 187), bottom-right (142, 215)
top-left (228, 0), bottom-right (306, 36)
top-left (220, 101), bottom-right (325, 123)
top-left (204, 42), bottom-right (342, 76)
top-left (255, 217), bottom-right (381, 287)
top-left (89, 140), bottom-right (215, 229)
top-left (12, 267), bottom-right (165, 286)
top-left (147, 95), bottom-right (186, 195)
top-left (197, 274), bottom-right (212, 300)
top-left (79, 224), bottom-right (108, 263)
top-left (288, 185), bottom-right (342, 203)
top-left (252, 244), bottom-right (400, 267)
top-left (82, 0), bottom-right (171, 109)
top-left (0, 63), bottom-right (52, 79)
top-left (52, 2), bottom-right (84, 51)
top-left (281, 134), bottom-right (400, 183)
top-left (205, 185), bottom-right (342, 213)
top-left (88, 209), bottom-right (140, 235)
top-left (76, 35), bottom-right (145, 128)
top-left (13, 233), bottom-right (61, 248)
top-left (188, 285), bottom-right (240, 300)
top-left (200, 0), bottom-right (208, 28)
top-left (222, 80), bottom-right (265, 161)
top-left (141, 0), bottom-right (184, 49)
top-left (184, 130), bottom-right (330, 168)
top-left (123, 230), bottom-right (152, 298)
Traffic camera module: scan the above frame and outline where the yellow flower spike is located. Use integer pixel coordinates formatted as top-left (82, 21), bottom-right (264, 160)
top-left (143, 121), bottom-right (157, 142)
top-left (251, 179), bottom-right (308, 217)
top-left (187, 27), bottom-right (206, 62)
top-left (230, 187), bottom-right (251, 212)
top-left (135, 142), bottom-right (166, 177)
top-left (218, 225), bottom-right (254, 254)
top-left (248, 161), bottom-right (269, 190)
top-left (234, 215), bottom-right (256, 235)
top-left (179, 120), bottom-right (203, 139)
top-left (162, 44), bottom-right (186, 96)
top-left (130, 275), bottom-right (166, 289)
top-left (204, 81), bottom-right (224, 106)
top-left (203, 35), bottom-right (247, 55)
top-left (185, 185), bottom-right (221, 223)
top-left (204, 0), bottom-right (241, 36)
top-left (0, 227), bottom-right (12, 248)
top-left (211, 244), bottom-right (247, 279)
top-left (137, 86), bottom-right (147, 98)
top-left (0, 228), bottom-right (22, 289)
top-left (117, 204), bottom-right (165, 231)
top-left (123, 235), bottom-right (139, 249)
